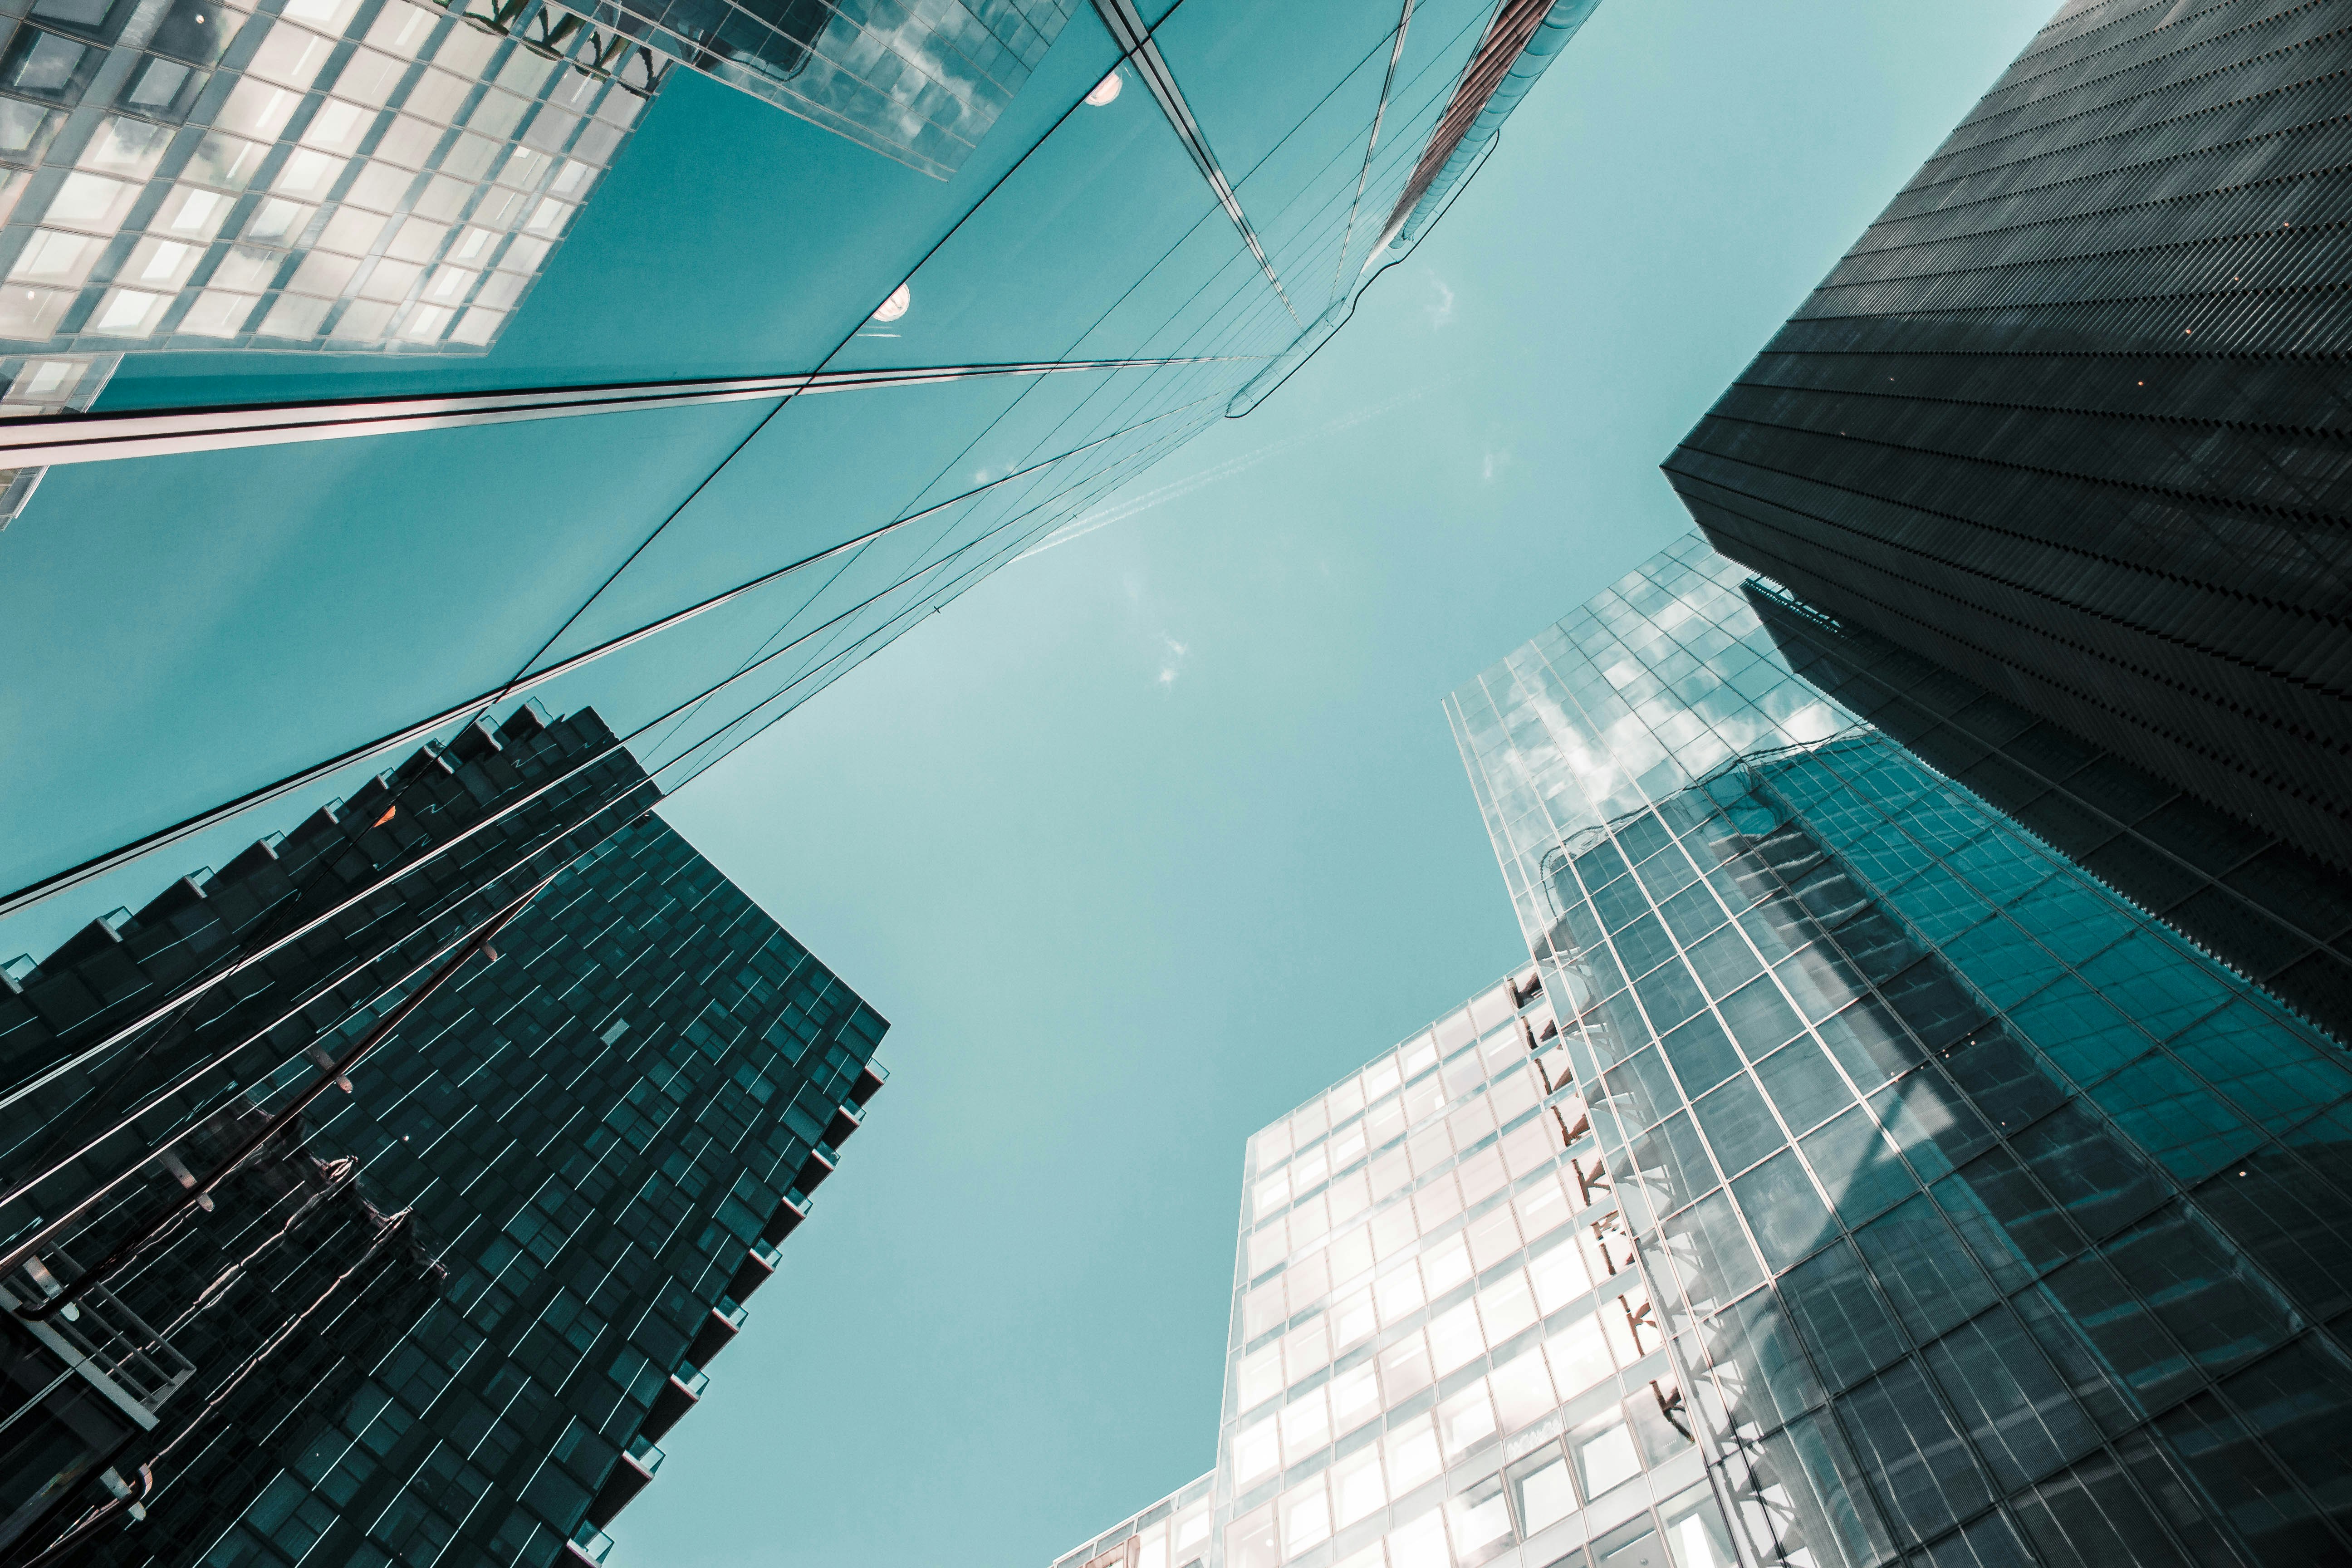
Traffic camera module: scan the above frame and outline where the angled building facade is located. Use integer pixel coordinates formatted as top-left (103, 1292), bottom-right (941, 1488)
top-left (1664, 0), bottom-right (2352, 877)
top-left (0, 0), bottom-right (650, 358)
top-left (0, 707), bottom-right (886, 1568)
top-left (1054, 966), bottom-right (1742, 1568)
top-left (1443, 535), bottom-right (2352, 1565)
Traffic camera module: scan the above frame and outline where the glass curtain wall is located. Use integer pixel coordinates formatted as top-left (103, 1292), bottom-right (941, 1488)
top-left (0, 0), bottom-right (1601, 973)
top-left (1052, 970), bottom-right (1737, 1568)
top-left (1444, 534), bottom-right (2352, 1565)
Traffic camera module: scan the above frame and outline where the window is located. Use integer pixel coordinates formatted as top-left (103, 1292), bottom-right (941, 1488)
top-left (1507, 1445), bottom-right (1576, 1536)
top-left (8, 227), bottom-right (100, 283)
top-left (89, 286), bottom-right (171, 335)
top-left (1572, 1412), bottom-right (1641, 1501)
top-left (1446, 1473), bottom-right (1513, 1564)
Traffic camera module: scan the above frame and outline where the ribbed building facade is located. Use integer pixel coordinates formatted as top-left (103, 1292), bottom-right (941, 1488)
top-left (1662, 0), bottom-right (2352, 878)
top-left (0, 707), bottom-right (886, 1568)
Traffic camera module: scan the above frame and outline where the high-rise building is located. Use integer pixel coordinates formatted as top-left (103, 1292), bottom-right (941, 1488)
top-left (1443, 535), bottom-right (2352, 1564)
top-left (0, 706), bottom-right (887, 1568)
top-left (0, 0), bottom-right (651, 358)
top-left (551, 0), bottom-right (1080, 181)
top-left (1058, 532), bottom-right (2352, 1568)
top-left (1737, 582), bottom-right (2352, 1061)
top-left (1661, 0), bottom-right (2352, 877)
top-left (1053, 969), bottom-right (1702, 1568)
top-left (0, 0), bottom-right (1083, 366)
top-left (0, 0), bottom-right (1612, 1017)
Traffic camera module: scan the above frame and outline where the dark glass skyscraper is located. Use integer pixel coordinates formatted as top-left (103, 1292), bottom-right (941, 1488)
top-left (0, 706), bottom-right (885, 1568)
top-left (1442, 535), bottom-right (2352, 1565)
top-left (1661, 0), bottom-right (2352, 879)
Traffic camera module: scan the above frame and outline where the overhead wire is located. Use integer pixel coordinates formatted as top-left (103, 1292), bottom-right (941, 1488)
top-left (0, 3), bottom-right (1524, 1250)
top-left (649, 0), bottom-right (1504, 759)
top-left (0, 395), bottom-right (1223, 1280)
top-left (0, 0), bottom-right (1483, 930)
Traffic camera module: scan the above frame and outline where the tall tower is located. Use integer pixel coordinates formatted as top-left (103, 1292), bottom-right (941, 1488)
top-left (0, 708), bottom-right (887, 1568)
top-left (1663, 0), bottom-right (2352, 877)
top-left (1445, 535), bottom-right (2352, 1564)
top-left (1042, 532), bottom-right (2352, 1568)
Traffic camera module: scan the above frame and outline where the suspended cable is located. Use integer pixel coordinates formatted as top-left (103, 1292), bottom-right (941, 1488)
top-left (0, 395), bottom-right (1217, 925)
top-left (14, 868), bottom-right (552, 1323)
top-left (0, 357), bottom-right (1255, 469)
top-left (0, 406), bottom-right (1217, 1266)
top-left (1329, 0), bottom-right (1416, 308)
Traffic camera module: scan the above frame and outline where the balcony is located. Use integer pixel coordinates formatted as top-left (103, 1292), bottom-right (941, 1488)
top-left (685, 1297), bottom-right (745, 1367)
top-left (794, 1144), bottom-right (835, 1193)
top-left (0, 1251), bottom-right (195, 1431)
top-left (759, 1192), bottom-right (808, 1246)
top-left (726, 1239), bottom-right (780, 1303)
top-left (642, 1364), bottom-right (706, 1442)
top-left (585, 1436), bottom-right (664, 1529)
top-left (565, 1524), bottom-right (615, 1566)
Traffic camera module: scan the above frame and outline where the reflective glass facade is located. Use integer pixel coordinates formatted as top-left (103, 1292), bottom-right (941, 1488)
top-left (1055, 970), bottom-right (1737, 1568)
top-left (1663, 0), bottom-right (2352, 877)
top-left (0, 707), bottom-right (886, 1568)
top-left (1742, 585), bottom-right (2352, 1056)
top-left (565, 0), bottom-right (1080, 180)
top-left (0, 0), bottom-right (648, 357)
top-left (1444, 534), bottom-right (2352, 1564)
top-left (0, 0), bottom-right (1603, 962)
top-left (0, 342), bottom-right (107, 522)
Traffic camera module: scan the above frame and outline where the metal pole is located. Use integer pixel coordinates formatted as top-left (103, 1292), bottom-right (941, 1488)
top-left (0, 355), bottom-right (1254, 468)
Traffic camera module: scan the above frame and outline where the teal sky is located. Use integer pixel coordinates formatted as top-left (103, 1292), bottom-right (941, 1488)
top-left (0, 1), bottom-right (2052, 1564)
top-left (643, 3), bottom-right (2049, 1565)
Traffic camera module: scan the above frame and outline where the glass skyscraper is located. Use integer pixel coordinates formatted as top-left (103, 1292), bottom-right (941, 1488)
top-left (1059, 531), bottom-right (2352, 1568)
top-left (0, 0), bottom-right (650, 358)
top-left (0, 706), bottom-right (887, 1568)
top-left (1662, 0), bottom-right (2352, 880)
top-left (1054, 967), bottom-right (1738, 1568)
top-left (1447, 535), bottom-right (2352, 1564)
top-left (0, 0), bottom-right (1607, 957)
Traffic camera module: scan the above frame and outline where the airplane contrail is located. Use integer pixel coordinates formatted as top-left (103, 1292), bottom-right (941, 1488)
top-left (1019, 379), bottom-right (1446, 559)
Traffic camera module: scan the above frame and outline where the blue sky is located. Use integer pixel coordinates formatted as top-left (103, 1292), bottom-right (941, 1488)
top-left (636, 3), bottom-right (2049, 1565)
top-left (0, 1), bottom-right (2052, 1563)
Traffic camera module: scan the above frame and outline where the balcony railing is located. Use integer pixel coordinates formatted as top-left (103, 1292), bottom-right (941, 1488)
top-left (0, 1251), bottom-right (195, 1430)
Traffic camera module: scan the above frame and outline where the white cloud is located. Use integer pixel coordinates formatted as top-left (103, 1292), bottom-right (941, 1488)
top-left (1426, 272), bottom-right (1455, 329)
top-left (1157, 633), bottom-right (1189, 687)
